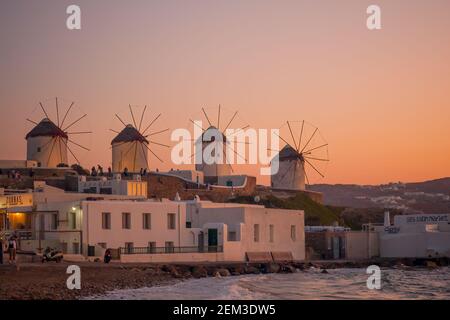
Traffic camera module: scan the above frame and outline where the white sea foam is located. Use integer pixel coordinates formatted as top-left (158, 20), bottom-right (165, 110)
top-left (88, 268), bottom-right (450, 300)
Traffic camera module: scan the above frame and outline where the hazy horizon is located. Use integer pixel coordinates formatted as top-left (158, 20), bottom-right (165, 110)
top-left (1, 0), bottom-right (450, 186)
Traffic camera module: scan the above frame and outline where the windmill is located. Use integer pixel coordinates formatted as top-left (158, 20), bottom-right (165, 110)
top-left (271, 120), bottom-right (329, 191)
top-left (25, 98), bottom-right (91, 168)
top-left (110, 105), bottom-right (169, 173)
top-left (190, 105), bottom-right (249, 184)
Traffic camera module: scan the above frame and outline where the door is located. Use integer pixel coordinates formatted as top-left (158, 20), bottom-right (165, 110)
top-left (198, 232), bottom-right (204, 252)
top-left (208, 229), bottom-right (218, 252)
top-left (332, 237), bottom-right (340, 259)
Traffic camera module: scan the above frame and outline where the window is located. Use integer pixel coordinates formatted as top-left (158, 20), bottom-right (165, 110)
top-left (125, 242), bottom-right (134, 254)
top-left (186, 221), bottom-right (192, 228)
top-left (291, 225), bottom-right (296, 241)
top-left (37, 147), bottom-right (41, 152)
top-left (142, 213), bottom-right (151, 230)
top-left (253, 224), bottom-right (260, 242)
top-left (122, 212), bottom-right (131, 229)
top-left (98, 242), bottom-right (107, 249)
top-left (72, 242), bottom-right (80, 254)
top-left (167, 213), bottom-right (176, 230)
top-left (269, 224), bottom-right (274, 243)
top-left (148, 242), bottom-right (156, 253)
top-left (69, 212), bottom-right (76, 229)
top-left (51, 214), bottom-right (58, 230)
top-left (228, 231), bottom-right (237, 241)
top-left (165, 241), bottom-right (174, 253)
top-left (102, 212), bottom-right (111, 229)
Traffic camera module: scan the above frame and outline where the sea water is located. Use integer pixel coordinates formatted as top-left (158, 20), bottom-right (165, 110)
top-left (91, 267), bottom-right (450, 300)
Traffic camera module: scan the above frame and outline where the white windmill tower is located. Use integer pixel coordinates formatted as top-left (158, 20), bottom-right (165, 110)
top-left (191, 105), bottom-right (248, 184)
top-left (271, 120), bottom-right (329, 191)
top-left (26, 98), bottom-right (91, 168)
top-left (110, 105), bottom-right (169, 173)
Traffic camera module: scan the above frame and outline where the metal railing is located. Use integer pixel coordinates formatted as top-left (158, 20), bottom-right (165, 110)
top-left (120, 245), bottom-right (223, 255)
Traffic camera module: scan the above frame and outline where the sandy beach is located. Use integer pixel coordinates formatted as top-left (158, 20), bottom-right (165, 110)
top-left (0, 262), bottom-right (179, 300)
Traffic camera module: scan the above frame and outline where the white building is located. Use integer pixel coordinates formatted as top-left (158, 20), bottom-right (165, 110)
top-left (80, 197), bottom-right (305, 262)
top-left (111, 125), bottom-right (148, 173)
top-left (77, 174), bottom-right (147, 197)
top-left (195, 126), bottom-right (232, 183)
top-left (380, 212), bottom-right (450, 258)
top-left (271, 145), bottom-right (306, 191)
top-left (2, 181), bottom-right (305, 263)
top-left (26, 118), bottom-right (68, 168)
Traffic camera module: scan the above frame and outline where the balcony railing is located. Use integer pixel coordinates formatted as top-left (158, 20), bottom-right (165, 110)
top-left (120, 245), bottom-right (223, 255)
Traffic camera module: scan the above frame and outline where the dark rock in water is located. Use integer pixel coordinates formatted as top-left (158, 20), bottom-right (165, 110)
top-left (217, 268), bottom-right (231, 277)
top-left (231, 265), bottom-right (246, 275)
top-left (280, 264), bottom-right (296, 273)
top-left (245, 266), bottom-right (260, 274)
top-left (321, 269), bottom-right (329, 274)
top-left (192, 266), bottom-right (208, 278)
top-left (426, 261), bottom-right (438, 269)
top-left (263, 263), bottom-right (281, 273)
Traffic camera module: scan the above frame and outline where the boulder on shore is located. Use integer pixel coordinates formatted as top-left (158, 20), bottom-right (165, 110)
top-left (263, 263), bottom-right (281, 273)
top-left (245, 266), bottom-right (260, 274)
top-left (192, 266), bottom-right (208, 278)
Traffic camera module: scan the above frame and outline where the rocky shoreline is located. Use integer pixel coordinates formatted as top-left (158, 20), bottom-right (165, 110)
top-left (1, 258), bottom-right (448, 300)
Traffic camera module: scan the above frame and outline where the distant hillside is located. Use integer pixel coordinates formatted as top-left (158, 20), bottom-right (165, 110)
top-left (229, 193), bottom-right (345, 226)
top-left (309, 177), bottom-right (450, 214)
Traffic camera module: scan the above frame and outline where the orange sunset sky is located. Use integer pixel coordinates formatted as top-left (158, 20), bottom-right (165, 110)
top-left (0, 0), bottom-right (449, 186)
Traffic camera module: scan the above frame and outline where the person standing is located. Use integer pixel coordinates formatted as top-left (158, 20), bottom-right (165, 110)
top-left (8, 236), bottom-right (17, 264)
top-left (0, 237), bottom-right (4, 265)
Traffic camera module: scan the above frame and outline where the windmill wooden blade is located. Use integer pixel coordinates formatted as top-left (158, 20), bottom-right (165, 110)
top-left (133, 141), bottom-right (138, 172)
top-left (138, 105), bottom-right (147, 132)
top-left (297, 120), bottom-right (305, 152)
top-left (304, 158), bottom-right (324, 178)
top-left (115, 114), bottom-right (127, 127)
top-left (189, 119), bottom-right (205, 132)
top-left (46, 138), bottom-right (57, 166)
top-left (287, 121), bottom-right (298, 150)
top-left (225, 125), bottom-right (250, 138)
top-left (68, 139), bottom-right (90, 151)
top-left (60, 137), bottom-right (80, 164)
top-left (303, 143), bottom-right (328, 154)
top-left (63, 114), bottom-right (87, 132)
top-left (278, 161), bottom-right (294, 183)
top-left (140, 142), bottom-right (150, 170)
top-left (274, 132), bottom-right (295, 151)
top-left (129, 104), bottom-right (138, 129)
top-left (123, 141), bottom-right (137, 158)
top-left (202, 108), bottom-right (212, 127)
top-left (26, 118), bottom-right (38, 125)
top-left (217, 104), bottom-right (221, 130)
top-left (39, 102), bottom-right (50, 119)
top-left (142, 113), bottom-right (162, 135)
top-left (146, 128), bottom-right (169, 137)
top-left (55, 97), bottom-right (60, 127)
top-left (60, 102), bottom-right (75, 128)
top-left (226, 144), bottom-right (247, 163)
top-left (143, 143), bottom-right (164, 163)
top-left (57, 137), bottom-right (63, 164)
top-left (303, 163), bottom-right (310, 186)
top-left (148, 140), bottom-right (170, 148)
top-left (304, 156), bottom-right (329, 162)
top-left (224, 111), bottom-right (238, 131)
top-left (300, 128), bottom-right (318, 153)
top-left (67, 131), bottom-right (92, 135)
